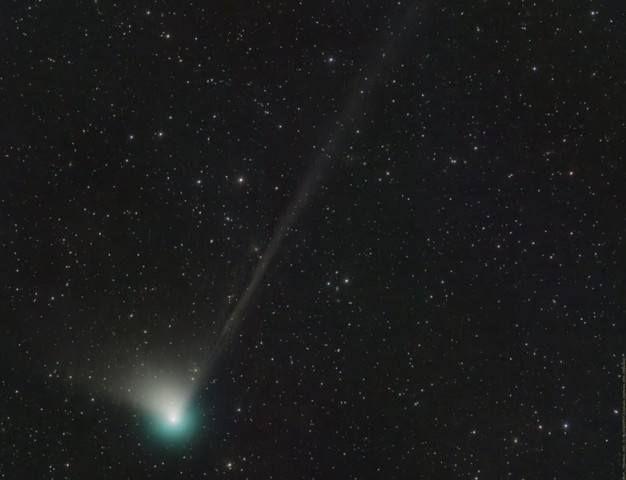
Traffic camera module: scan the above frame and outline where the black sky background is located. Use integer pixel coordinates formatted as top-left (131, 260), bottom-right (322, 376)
top-left (1, 1), bottom-right (625, 478)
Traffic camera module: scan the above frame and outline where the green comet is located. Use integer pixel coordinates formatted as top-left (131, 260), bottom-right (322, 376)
top-left (147, 405), bottom-right (199, 442)
top-left (131, 375), bottom-right (200, 443)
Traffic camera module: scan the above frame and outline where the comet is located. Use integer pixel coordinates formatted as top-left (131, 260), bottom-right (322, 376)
top-left (119, 5), bottom-right (419, 442)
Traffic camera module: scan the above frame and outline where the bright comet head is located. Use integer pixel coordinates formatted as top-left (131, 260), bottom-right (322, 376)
top-left (130, 374), bottom-right (199, 442)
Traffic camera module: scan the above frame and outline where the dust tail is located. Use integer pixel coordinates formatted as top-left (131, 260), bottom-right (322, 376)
top-left (204, 5), bottom-right (422, 374)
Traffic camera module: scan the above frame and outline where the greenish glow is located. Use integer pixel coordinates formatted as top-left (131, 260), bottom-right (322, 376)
top-left (132, 375), bottom-right (200, 443)
top-left (147, 405), bottom-right (199, 442)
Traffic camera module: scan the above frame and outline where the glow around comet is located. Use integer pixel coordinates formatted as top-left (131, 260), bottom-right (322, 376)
top-left (131, 373), bottom-right (198, 441)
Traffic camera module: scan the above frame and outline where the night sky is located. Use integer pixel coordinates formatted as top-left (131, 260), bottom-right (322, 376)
top-left (1, 1), bottom-right (625, 478)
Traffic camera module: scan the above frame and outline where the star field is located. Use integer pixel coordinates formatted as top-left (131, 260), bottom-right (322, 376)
top-left (1, 1), bottom-right (625, 478)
